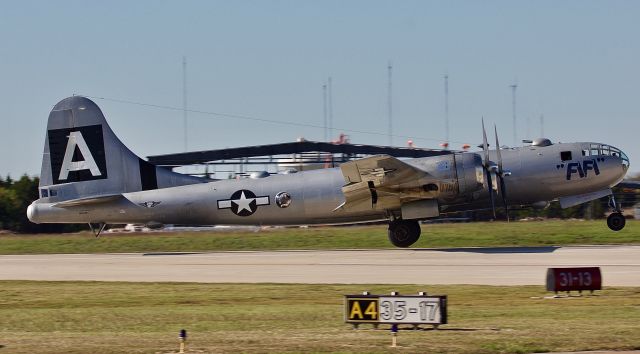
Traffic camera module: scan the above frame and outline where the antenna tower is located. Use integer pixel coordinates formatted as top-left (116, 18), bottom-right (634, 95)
top-left (444, 74), bottom-right (449, 146)
top-left (328, 77), bottom-right (333, 139)
top-left (322, 83), bottom-right (328, 141)
top-left (510, 82), bottom-right (518, 146)
top-left (387, 61), bottom-right (393, 146)
top-left (183, 56), bottom-right (188, 152)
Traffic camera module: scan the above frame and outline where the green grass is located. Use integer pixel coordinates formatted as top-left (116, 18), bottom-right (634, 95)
top-left (0, 281), bottom-right (638, 353)
top-left (0, 220), bottom-right (638, 254)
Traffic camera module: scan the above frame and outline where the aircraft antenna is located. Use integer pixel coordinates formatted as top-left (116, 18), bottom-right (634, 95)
top-left (540, 114), bottom-right (544, 137)
top-left (510, 82), bottom-right (518, 146)
top-left (328, 77), bottom-right (333, 140)
top-left (444, 74), bottom-right (449, 147)
top-left (182, 56), bottom-right (188, 152)
top-left (387, 61), bottom-right (393, 146)
top-left (322, 83), bottom-right (328, 141)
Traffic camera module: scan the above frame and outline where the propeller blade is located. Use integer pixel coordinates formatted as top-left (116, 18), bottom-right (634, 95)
top-left (481, 118), bottom-right (496, 219)
top-left (493, 125), bottom-right (509, 222)
top-left (482, 118), bottom-right (489, 165)
top-left (485, 169), bottom-right (496, 220)
top-left (498, 175), bottom-right (509, 222)
top-left (494, 125), bottom-right (503, 173)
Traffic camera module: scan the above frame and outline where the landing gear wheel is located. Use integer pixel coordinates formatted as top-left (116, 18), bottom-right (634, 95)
top-left (388, 219), bottom-right (421, 248)
top-left (607, 212), bottom-right (626, 231)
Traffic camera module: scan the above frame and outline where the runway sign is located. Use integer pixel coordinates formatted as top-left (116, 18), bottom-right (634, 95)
top-left (546, 267), bottom-right (602, 293)
top-left (344, 294), bottom-right (447, 325)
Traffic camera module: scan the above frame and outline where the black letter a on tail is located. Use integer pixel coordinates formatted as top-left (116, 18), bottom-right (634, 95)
top-left (48, 124), bottom-right (108, 184)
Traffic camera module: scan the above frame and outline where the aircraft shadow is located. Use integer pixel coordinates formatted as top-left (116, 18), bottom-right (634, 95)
top-left (142, 252), bottom-right (203, 256)
top-left (416, 327), bottom-right (496, 332)
top-left (413, 246), bottom-right (560, 254)
top-left (362, 326), bottom-right (495, 332)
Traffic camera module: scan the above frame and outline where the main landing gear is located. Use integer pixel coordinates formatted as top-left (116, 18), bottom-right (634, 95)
top-left (606, 195), bottom-right (626, 231)
top-left (388, 219), bottom-right (421, 248)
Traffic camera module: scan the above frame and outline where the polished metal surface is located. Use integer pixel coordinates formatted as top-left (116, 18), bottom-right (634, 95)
top-left (28, 97), bottom-right (630, 227)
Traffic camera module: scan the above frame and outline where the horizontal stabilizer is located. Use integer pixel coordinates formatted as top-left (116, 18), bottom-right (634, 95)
top-left (53, 194), bottom-right (124, 208)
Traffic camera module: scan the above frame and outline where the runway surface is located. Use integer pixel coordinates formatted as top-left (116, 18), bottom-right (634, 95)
top-left (1, 245), bottom-right (639, 285)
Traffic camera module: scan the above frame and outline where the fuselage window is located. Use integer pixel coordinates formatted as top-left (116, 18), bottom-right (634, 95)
top-left (560, 151), bottom-right (572, 161)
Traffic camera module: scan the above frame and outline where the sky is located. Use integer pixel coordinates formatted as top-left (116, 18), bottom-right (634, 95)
top-left (1, 0), bottom-right (639, 177)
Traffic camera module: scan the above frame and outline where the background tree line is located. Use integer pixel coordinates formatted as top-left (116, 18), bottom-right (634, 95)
top-left (0, 175), bottom-right (84, 233)
top-left (0, 174), bottom-right (637, 233)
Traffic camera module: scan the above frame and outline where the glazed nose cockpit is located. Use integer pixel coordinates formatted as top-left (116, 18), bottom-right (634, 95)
top-left (587, 143), bottom-right (630, 169)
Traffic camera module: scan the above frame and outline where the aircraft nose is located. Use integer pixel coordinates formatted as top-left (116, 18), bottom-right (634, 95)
top-left (613, 149), bottom-right (630, 185)
top-left (619, 149), bottom-right (630, 169)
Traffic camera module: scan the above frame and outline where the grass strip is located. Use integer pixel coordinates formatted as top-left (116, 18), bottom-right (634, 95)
top-left (0, 220), bottom-right (638, 255)
top-left (0, 281), bottom-right (639, 353)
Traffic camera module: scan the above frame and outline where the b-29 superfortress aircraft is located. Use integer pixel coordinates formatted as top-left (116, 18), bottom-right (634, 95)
top-left (27, 97), bottom-right (631, 247)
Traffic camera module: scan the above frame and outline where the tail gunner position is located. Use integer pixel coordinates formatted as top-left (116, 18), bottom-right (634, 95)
top-left (28, 97), bottom-right (630, 247)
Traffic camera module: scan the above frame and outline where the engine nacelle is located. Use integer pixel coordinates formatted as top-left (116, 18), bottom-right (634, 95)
top-left (454, 152), bottom-right (484, 196)
top-left (407, 152), bottom-right (484, 201)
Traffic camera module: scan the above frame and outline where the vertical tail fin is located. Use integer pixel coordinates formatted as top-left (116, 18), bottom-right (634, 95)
top-left (38, 96), bottom-right (203, 202)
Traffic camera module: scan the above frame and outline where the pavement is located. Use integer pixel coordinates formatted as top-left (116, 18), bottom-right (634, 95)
top-left (0, 245), bottom-right (639, 285)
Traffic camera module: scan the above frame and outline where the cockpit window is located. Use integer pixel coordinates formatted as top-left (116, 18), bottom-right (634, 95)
top-left (609, 145), bottom-right (629, 166)
top-left (595, 143), bottom-right (630, 167)
top-left (560, 151), bottom-right (572, 161)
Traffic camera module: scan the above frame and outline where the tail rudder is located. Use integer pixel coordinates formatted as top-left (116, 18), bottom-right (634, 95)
top-left (37, 96), bottom-right (203, 203)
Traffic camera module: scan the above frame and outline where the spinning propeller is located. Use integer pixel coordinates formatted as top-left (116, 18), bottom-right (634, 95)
top-left (481, 119), bottom-right (511, 221)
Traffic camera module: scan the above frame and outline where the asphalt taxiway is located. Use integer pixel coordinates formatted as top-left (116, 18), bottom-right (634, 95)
top-left (0, 245), bottom-right (638, 285)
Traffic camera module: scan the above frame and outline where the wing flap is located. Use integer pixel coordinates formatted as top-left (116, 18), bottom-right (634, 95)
top-left (338, 155), bottom-right (439, 212)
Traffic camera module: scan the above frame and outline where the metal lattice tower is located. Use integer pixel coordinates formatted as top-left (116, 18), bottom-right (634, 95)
top-left (510, 82), bottom-right (518, 146)
top-left (328, 77), bottom-right (333, 140)
top-left (183, 56), bottom-right (188, 152)
top-left (322, 83), bottom-right (328, 141)
top-left (444, 74), bottom-right (449, 146)
top-left (387, 62), bottom-right (393, 146)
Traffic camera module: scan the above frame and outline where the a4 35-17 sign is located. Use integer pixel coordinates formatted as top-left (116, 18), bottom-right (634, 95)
top-left (344, 293), bottom-right (447, 325)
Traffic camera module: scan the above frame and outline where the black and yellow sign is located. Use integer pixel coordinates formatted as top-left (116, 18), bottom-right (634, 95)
top-left (344, 294), bottom-right (448, 325)
top-left (345, 298), bottom-right (379, 322)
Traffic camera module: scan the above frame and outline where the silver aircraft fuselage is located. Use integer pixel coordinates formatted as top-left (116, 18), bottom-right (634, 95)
top-left (28, 142), bottom-right (628, 226)
top-left (26, 96), bottom-right (630, 232)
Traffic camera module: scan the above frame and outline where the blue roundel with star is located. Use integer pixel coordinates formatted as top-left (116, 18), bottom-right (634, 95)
top-left (217, 189), bottom-right (270, 217)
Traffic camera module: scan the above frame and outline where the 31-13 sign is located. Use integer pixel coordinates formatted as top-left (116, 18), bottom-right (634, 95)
top-left (546, 267), bottom-right (602, 293)
top-left (344, 295), bottom-right (447, 325)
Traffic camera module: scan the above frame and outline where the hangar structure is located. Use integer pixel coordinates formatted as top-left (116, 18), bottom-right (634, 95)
top-left (147, 140), bottom-right (453, 179)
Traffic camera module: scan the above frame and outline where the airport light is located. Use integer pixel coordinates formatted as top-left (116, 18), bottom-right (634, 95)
top-left (179, 329), bottom-right (187, 353)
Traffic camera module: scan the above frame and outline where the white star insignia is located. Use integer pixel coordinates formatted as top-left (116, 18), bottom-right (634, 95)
top-left (233, 191), bottom-right (255, 213)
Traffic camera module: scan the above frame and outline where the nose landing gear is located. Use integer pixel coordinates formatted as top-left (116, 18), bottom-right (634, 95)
top-left (388, 219), bottom-right (421, 248)
top-left (606, 195), bottom-right (626, 231)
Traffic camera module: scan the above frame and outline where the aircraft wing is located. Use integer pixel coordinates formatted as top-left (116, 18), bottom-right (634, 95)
top-left (338, 155), bottom-right (440, 212)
